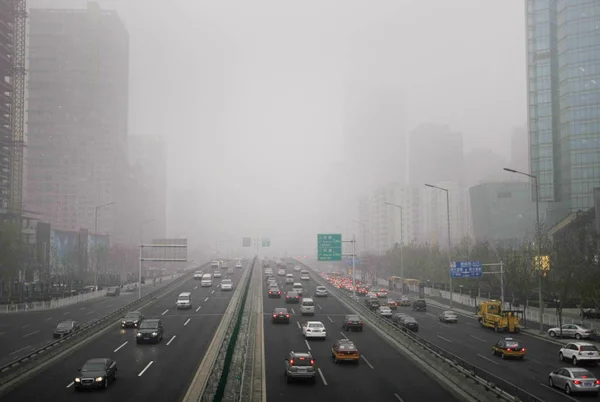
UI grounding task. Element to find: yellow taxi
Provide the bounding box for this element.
[492,337,527,360]
[331,339,360,364]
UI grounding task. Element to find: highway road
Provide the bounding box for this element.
[0,263,250,402]
[262,268,462,402]
[0,272,194,368]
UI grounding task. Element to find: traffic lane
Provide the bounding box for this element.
[263,283,461,402]
[408,310,579,402]
[0,280,187,367]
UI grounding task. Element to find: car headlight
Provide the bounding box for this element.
[152,332,158,336]
[74,378,81,382]
[137,332,142,337]
[95,377,103,382]
[122,320,126,324]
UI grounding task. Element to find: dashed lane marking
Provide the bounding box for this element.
[114,341,128,352]
[394,394,405,402]
[196,306,202,312]
[204,297,209,302]
[66,382,74,388]
[304,339,311,350]
[23,330,40,338]
[296,321,301,329]
[477,354,500,365]
[86,310,95,315]
[318,368,328,386]
[327,316,333,323]
[361,355,374,369]
[436,335,452,343]
[138,361,154,376]
[45,317,53,321]
[340,332,348,339]
[10,345,31,355]
[469,335,486,343]
[166,335,176,346]
[184,318,190,326]
[161,309,169,315]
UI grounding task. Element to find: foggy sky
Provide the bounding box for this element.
[52,0,526,255]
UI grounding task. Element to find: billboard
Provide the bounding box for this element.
[145,238,187,261]
[50,229,79,275]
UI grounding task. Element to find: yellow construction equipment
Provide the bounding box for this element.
[477,300,523,333]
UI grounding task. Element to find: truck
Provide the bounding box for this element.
[477,300,522,333]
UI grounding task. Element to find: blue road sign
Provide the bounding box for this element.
[450,261,482,278]
[344,257,360,266]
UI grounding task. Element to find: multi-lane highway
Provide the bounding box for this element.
[0,274,188,368]
[262,267,462,402]
[0,264,249,402]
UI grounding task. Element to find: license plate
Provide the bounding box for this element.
[584,382,593,387]
[297,367,306,372]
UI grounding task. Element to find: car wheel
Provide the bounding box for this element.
[113,370,117,380]
[565,384,571,395]
[575,333,582,340]
[559,352,563,361]
[572,356,577,365]
[549,331,556,337]
[501,353,506,360]
[548,377,554,388]
[104,378,109,389]
[492,349,496,356]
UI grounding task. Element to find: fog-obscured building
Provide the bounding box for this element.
[510,126,529,176]
[422,181,468,247]
[463,148,508,188]
[24,3,129,239]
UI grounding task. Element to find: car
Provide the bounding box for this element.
[387,299,398,310]
[285,274,294,284]
[294,266,301,272]
[74,358,117,390]
[302,321,327,339]
[193,271,203,280]
[106,286,120,296]
[365,297,380,311]
[412,299,427,312]
[492,337,526,359]
[278,269,286,276]
[213,270,222,278]
[559,342,600,365]
[377,306,393,318]
[272,308,291,323]
[235,261,243,269]
[268,287,282,298]
[211,260,220,269]
[220,279,233,291]
[176,292,192,309]
[121,311,144,328]
[331,339,360,364]
[136,319,164,344]
[439,310,458,323]
[376,289,388,298]
[399,316,419,332]
[314,285,328,297]
[300,270,310,281]
[284,351,316,384]
[300,297,315,316]
[285,291,301,303]
[221,261,229,268]
[548,324,595,339]
[54,320,80,338]
[292,283,303,296]
[392,312,409,325]
[342,314,363,332]
[398,296,411,307]
[548,367,600,395]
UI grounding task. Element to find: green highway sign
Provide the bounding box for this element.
[317,233,342,261]
[262,238,270,247]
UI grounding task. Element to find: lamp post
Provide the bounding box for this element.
[384,202,404,291]
[94,201,115,289]
[139,219,154,299]
[504,167,544,333]
[351,220,366,254]
[425,184,453,308]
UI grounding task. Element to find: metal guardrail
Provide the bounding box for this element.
[0,264,207,388]
[302,263,545,402]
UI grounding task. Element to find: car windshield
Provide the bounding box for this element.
[293,356,313,366]
[317,286,326,290]
[572,370,594,379]
[82,362,104,371]
[404,317,417,323]
[222,280,232,284]
[337,342,356,350]
[274,308,287,313]
[347,315,360,321]
[178,296,190,301]
[139,322,158,329]
[57,322,72,329]
[302,301,314,306]
[581,345,598,352]
[308,323,323,328]
[124,313,140,319]
[505,341,519,347]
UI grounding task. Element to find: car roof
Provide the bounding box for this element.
[306,321,324,324]
[125,311,142,315]
[290,351,312,358]
[179,292,191,296]
[85,358,108,364]
[144,318,160,323]
[274,307,288,312]
[568,342,595,346]
[302,297,314,301]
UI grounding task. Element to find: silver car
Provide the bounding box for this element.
[548,367,600,395]
[548,324,595,339]
[439,310,458,323]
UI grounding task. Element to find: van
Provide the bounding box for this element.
[300,297,315,316]
[300,270,310,281]
[285,274,294,284]
[292,283,303,296]
[176,292,192,309]
[201,273,213,287]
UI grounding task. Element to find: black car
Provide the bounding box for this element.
[54,320,80,338]
[268,288,282,298]
[74,358,117,390]
[412,299,427,312]
[342,314,363,332]
[285,291,301,304]
[400,316,419,332]
[136,318,164,344]
[272,308,291,324]
[121,311,144,328]
[106,287,120,296]
[365,298,380,311]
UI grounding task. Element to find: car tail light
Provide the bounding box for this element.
[521,348,526,352]
[596,380,600,385]
[310,359,315,365]
[286,296,290,298]
[347,321,352,324]
[273,314,277,317]
[286,314,290,318]
[583,375,588,378]
[574,380,582,385]
[296,296,299,298]
[289,359,294,365]
[506,348,511,352]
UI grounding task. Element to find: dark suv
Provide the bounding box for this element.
[136,319,164,344]
[412,299,427,312]
[342,314,364,332]
[284,351,316,384]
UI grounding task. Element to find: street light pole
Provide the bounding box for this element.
[504,167,544,333]
[425,184,453,308]
[384,202,404,290]
[93,201,115,289]
[139,219,154,300]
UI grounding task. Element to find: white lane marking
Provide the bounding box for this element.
[361,355,375,369]
[113,341,128,352]
[106,304,113,308]
[79,307,86,310]
[196,306,202,312]
[528,358,543,365]
[138,361,154,376]
[394,394,405,402]
[86,310,94,315]
[327,316,333,323]
[10,345,31,355]
[211,290,215,294]
[63,311,70,315]
[296,321,301,329]
[340,332,348,339]
[21,324,29,329]
[184,318,191,326]
[304,339,312,350]
[477,354,500,365]
[194,286,198,290]
[438,323,450,328]
[161,309,169,315]
[166,335,176,346]
[539,383,579,401]
[204,297,209,302]
[291,309,295,314]
[66,381,74,388]
[469,335,486,343]
[436,335,452,343]
[426,313,437,319]
[45,317,53,321]
[318,368,328,386]
[317,304,322,310]
[466,322,478,328]
[23,330,40,338]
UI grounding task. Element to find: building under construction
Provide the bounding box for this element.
[0,0,26,216]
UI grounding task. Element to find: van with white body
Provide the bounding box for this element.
[201,273,213,287]
[285,273,294,284]
[300,269,310,281]
[176,292,192,309]
[292,282,303,296]
[300,297,315,316]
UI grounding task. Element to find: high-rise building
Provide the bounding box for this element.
[408,123,464,186]
[24,2,129,238]
[510,126,529,176]
[527,0,600,224]
[128,135,167,241]
[463,148,508,188]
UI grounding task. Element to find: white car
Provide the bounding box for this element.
[294,266,301,272]
[213,270,222,278]
[302,321,326,339]
[377,306,393,318]
[285,274,294,284]
[211,261,220,269]
[277,269,286,276]
[235,262,243,269]
[548,324,595,339]
[193,271,203,280]
[559,342,600,365]
[220,279,233,291]
[314,286,328,297]
[300,273,310,281]
[439,310,458,323]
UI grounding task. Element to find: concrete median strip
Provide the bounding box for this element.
[0,265,208,398]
